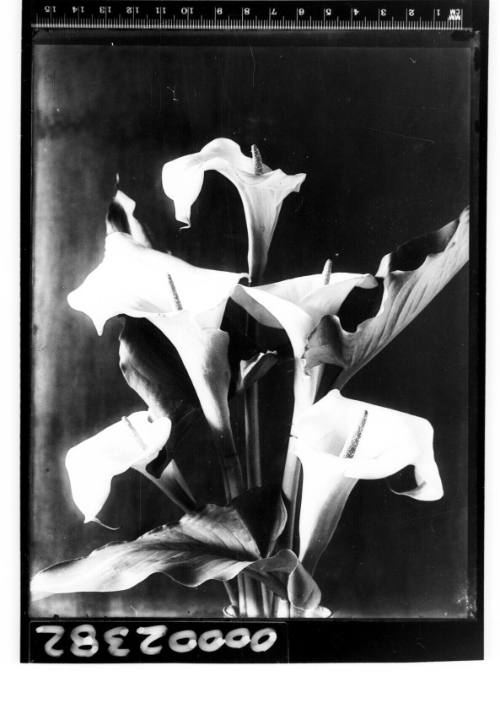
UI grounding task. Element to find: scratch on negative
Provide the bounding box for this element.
[249,46,256,87]
[367,127,436,145]
[166,86,179,103]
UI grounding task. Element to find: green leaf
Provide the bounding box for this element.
[287,563,322,611]
[105,189,153,248]
[31,504,259,600]
[244,549,298,599]
[119,317,200,425]
[232,485,287,555]
[106,196,131,234]
[223,299,279,393]
[119,317,230,497]
[304,208,469,386]
[303,315,343,377]
[30,502,318,610]
[246,550,321,610]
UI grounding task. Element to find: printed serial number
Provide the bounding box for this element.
[35,624,277,658]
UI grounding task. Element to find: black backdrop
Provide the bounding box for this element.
[30,40,472,618]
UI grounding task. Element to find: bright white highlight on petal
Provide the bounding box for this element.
[150,312,232,442]
[233,271,378,420]
[295,389,443,497]
[293,390,443,572]
[294,439,358,570]
[162,138,306,280]
[233,272,377,360]
[67,230,244,335]
[65,412,171,523]
[234,271,380,516]
[66,196,245,467]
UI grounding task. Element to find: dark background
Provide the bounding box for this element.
[30,40,472,618]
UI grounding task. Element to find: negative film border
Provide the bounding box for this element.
[21,0,488,663]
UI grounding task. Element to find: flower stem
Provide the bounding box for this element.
[261,584,271,616]
[219,447,245,502]
[244,384,262,489]
[280,360,326,554]
[223,580,238,608]
[243,311,262,489]
[243,576,261,617]
[272,596,290,618]
[281,442,303,552]
[149,460,197,515]
[237,575,247,617]
[241,283,268,614]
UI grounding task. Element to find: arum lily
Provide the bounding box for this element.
[67,232,244,335]
[119,316,278,506]
[162,138,304,496]
[233,267,378,537]
[233,268,378,412]
[162,138,306,281]
[66,411,174,523]
[234,209,467,549]
[119,317,277,423]
[151,312,243,497]
[68,190,247,499]
[119,317,224,506]
[234,208,469,397]
[293,389,443,574]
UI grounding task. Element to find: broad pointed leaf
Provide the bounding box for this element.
[233,486,287,555]
[244,549,321,611]
[30,502,315,607]
[119,317,200,423]
[304,208,469,386]
[106,189,152,248]
[31,504,260,600]
[303,316,344,377]
[287,563,322,611]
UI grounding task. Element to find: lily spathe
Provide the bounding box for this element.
[162,137,306,282]
[67,190,246,499]
[292,389,443,573]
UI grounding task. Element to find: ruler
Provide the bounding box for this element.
[32,1,470,31]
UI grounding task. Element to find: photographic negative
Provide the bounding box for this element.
[23,1,486,662]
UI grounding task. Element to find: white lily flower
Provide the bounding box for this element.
[293,389,443,573]
[233,270,378,411]
[67,230,245,335]
[233,268,378,520]
[66,411,172,523]
[68,192,246,499]
[162,138,306,281]
[148,310,242,496]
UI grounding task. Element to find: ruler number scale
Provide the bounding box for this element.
[32,2,469,31]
